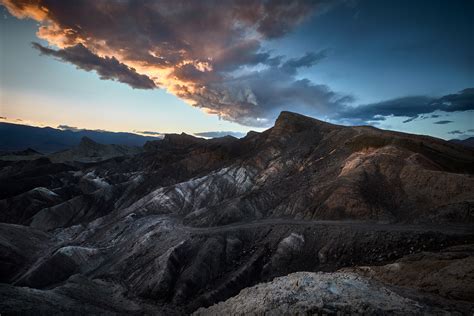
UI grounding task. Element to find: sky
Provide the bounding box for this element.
[0,0,473,139]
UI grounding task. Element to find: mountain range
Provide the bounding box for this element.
[0,122,159,153]
[0,111,473,314]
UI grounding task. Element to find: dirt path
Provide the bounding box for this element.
[186,218,474,235]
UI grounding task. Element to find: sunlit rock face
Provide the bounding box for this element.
[1,111,474,314]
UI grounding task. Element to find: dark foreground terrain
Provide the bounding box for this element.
[1,111,473,314]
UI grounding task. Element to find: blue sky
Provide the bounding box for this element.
[0,1,473,139]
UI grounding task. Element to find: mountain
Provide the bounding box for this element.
[450,136,474,148]
[0,111,473,314]
[48,136,142,163]
[0,122,160,153]
[0,148,44,161]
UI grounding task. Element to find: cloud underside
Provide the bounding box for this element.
[33,43,156,89]
[2,0,473,127]
[336,88,474,124]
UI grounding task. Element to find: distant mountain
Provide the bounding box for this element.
[48,136,142,163]
[0,122,160,153]
[450,136,474,148]
[0,147,44,161]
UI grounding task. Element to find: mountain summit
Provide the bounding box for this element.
[274,111,338,130]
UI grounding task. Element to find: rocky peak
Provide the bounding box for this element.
[78,136,101,150]
[162,133,205,147]
[271,111,341,136]
[22,148,42,155]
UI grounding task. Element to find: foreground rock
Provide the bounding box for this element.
[346,244,474,303]
[194,272,446,315]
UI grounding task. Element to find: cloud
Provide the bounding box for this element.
[194,131,246,138]
[402,116,420,123]
[2,0,349,126]
[184,50,352,126]
[57,124,83,132]
[447,129,474,137]
[335,88,474,124]
[33,43,156,89]
[433,120,453,125]
[133,130,164,137]
[280,51,328,74]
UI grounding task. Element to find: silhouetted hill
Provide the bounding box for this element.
[48,136,142,163]
[450,136,474,148]
[0,122,159,153]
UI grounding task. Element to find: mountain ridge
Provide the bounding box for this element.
[0,122,160,153]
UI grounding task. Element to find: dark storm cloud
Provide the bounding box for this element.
[184,50,350,126]
[2,0,351,126]
[336,88,474,124]
[281,51,328,74]
[337,96,433,123]
[433,120,453,125]
[194,131,246,138]
[448,129,474,136]
[32,43,156,89]
[430,88,474,112]
[254,0,328,38]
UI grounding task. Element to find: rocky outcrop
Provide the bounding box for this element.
[0,187,63,224]
[345,244,474,302]
[194,272,448,315]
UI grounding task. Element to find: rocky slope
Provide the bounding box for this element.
[197,244,474,315]
[0,111,473,314]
